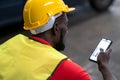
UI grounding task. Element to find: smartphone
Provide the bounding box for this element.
[89,38,112,62]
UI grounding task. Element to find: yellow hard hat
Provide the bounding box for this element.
[23,0,75,30]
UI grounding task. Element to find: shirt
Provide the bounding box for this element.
[30,35,91,80]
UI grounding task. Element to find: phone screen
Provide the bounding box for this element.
[90,38,112,62]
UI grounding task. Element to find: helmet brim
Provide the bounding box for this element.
[68,7,75,12]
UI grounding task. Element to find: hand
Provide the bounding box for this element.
[97,48,113,80]
[97,48,112,70]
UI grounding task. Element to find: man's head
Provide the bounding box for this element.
[51,13,68,51]
[23,0,75,51]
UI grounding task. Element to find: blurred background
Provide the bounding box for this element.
[0,0,120,80]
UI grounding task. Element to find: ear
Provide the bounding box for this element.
[52,21,60,36]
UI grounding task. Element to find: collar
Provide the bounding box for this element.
[29,35,52,46]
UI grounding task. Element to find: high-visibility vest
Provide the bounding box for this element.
[0,34,67,80]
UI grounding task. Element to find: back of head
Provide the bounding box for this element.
[23,0,75,34]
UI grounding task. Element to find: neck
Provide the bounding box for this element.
[34,32,55,47]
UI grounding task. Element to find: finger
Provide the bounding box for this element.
[106,48,112,55]
[106,48,112,53]
[100,48,104,52]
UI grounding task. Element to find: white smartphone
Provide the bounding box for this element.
[89,38,112,62]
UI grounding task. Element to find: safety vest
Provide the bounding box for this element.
[0,34,67,80]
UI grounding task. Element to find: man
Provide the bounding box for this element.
[0,0,113,80]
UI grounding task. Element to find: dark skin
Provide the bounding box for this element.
[36,13,68,51]
[36,13,113,80]
[97,48,113,80]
